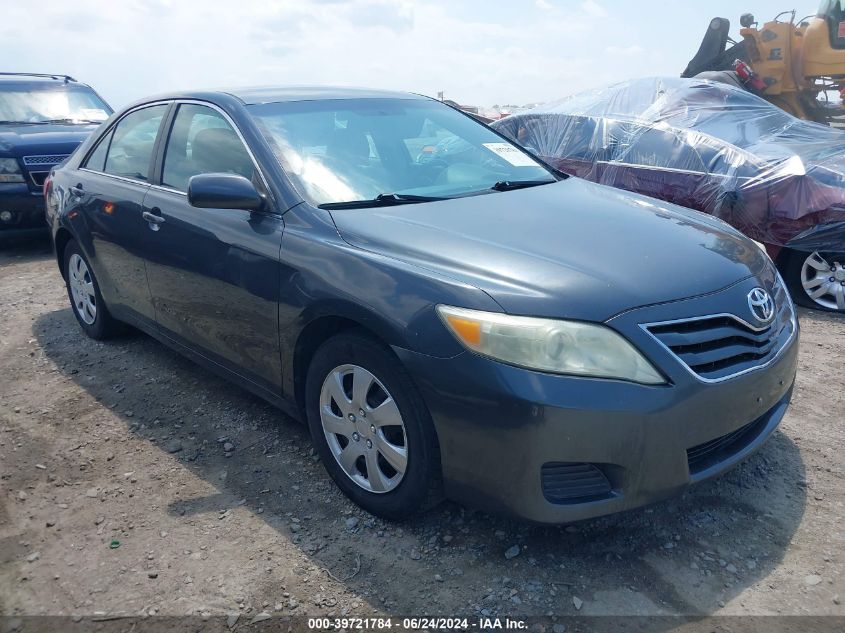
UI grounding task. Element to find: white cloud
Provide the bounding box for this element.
[1,0,678,109]
[535,0,553,9]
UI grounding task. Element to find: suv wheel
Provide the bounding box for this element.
[785,249,845,312]
[64,240,121,339]
[305,330,442,519]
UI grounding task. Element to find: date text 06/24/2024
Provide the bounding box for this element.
[306,617,528,630]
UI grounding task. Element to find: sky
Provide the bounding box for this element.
[2,0,818,110]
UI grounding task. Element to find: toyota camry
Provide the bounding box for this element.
[44,87,799,523]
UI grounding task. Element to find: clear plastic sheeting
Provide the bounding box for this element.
[491,77,845,252]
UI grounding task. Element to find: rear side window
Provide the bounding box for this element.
[83,129,113,172]
[102,104,168,181]
[161,103,255,193]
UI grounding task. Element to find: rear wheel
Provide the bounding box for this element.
[305,330,442,519]
[63,240,121,339]
[784,249,845,312]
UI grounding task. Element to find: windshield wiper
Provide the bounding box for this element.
[319,192,446,210]
[491,179,556,192]
[39,118,102,124]
[0,118,100,125]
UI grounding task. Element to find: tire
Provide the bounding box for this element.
[63,239,121,339]
[783,249,845,313]
[305,330,442,520]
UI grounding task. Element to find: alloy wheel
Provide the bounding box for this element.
[319,364,408,494]
[68,253,97,325]
[800,251,845,311]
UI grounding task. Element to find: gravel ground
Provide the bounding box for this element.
[1,237,843,623]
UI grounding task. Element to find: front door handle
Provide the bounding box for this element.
[142,210,165,231]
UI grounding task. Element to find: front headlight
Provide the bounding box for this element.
[775,269,796,317]
[437,305,666,385]
[0,158,25,183]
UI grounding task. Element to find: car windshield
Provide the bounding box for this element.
[248,97,555,206]
[0,83,112,124]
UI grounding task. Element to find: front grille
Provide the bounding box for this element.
[541,462,613,504]
[644,281,795,381]
[22,155,67,189]
[23,154,69,167]
[687,413,769,474]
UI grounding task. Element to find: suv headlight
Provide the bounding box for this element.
[437,305,665,385]
[0,158,25,183]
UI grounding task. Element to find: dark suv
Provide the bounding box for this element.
[0,73,112,239]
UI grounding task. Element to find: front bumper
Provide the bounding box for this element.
[0,184,47,236]
[396,277,799,524]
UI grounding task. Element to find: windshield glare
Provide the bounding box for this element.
[0,84,112,124]
[248,98,554,206]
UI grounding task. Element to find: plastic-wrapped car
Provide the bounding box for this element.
[492,77,845,313]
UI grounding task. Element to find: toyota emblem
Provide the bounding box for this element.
[747,287,775,324]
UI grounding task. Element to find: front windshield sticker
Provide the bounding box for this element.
[482,142,539,167]
[80,108,109,121]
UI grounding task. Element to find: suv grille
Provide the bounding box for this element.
[644,280,795,381]
[22,155,68,188]
[22,154,70,167]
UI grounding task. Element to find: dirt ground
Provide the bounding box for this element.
[1,236,843,625]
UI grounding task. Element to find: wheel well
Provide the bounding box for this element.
[55,229,73,280]
[293,316,378,412]
[775,246,810,274]
[774,246,792,271]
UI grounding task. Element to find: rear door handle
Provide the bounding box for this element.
[69,184,84,196]
[142,210,165,231]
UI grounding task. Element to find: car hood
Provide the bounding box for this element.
[330,178,768,322]
[0,122,101,158]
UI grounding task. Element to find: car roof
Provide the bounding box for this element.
[177,86,430,105]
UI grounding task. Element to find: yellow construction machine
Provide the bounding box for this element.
[682,2,845,126]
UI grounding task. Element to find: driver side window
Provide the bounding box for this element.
[161,104,255,193]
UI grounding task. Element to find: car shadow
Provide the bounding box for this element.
[32,307,807,620]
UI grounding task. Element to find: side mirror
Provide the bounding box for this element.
[187,173,263,211]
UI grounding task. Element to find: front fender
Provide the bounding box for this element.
[277,204,501,401]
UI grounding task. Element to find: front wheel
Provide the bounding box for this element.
[784,249,845,312]
[305,330,442,520]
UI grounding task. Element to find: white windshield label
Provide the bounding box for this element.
[482,142,538,167]
[79,108,109,121]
